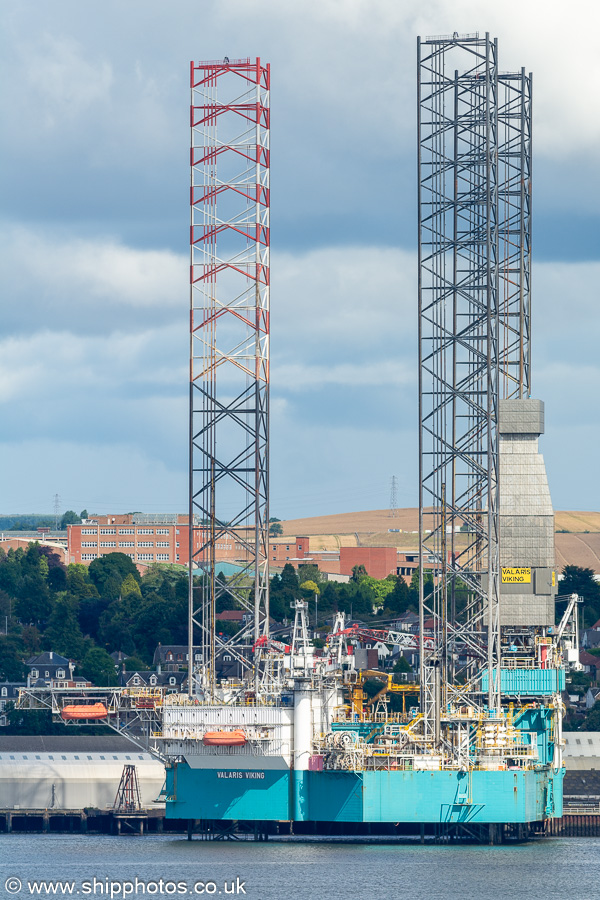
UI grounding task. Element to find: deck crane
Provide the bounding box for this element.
[252,636,291,654]
[327,623,435,651]
[354,671,419,718]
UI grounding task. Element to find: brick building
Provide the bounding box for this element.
[269,536,310,566]
[268,541,443,584]
[67,514,248,567]
[268,537,341,573]
[339,547,398,580]
[0,536,67,564]
[68,514,438,584]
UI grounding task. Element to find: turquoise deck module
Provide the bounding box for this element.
[481,668,565,695]
[165,704,564,827]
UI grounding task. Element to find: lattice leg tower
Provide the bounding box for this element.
[188,59,270,697]
[417,33,502,742]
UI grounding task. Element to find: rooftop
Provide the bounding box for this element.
[0,735,140,753]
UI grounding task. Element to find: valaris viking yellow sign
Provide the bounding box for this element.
[502,567,531,584]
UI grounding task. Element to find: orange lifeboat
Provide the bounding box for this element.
[202,729,247,747]
[60,703,108,721]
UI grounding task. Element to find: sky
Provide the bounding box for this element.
[0,0,599,520]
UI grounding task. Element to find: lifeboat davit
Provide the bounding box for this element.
[60,703,108,721]
[202,729,247,747]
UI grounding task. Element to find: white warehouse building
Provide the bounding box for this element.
[0,736,165,811]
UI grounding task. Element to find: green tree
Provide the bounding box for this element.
[39,548,65,570]
[132,594,173,661]
[44,594,86,661]
[78,595,109,643]
[0,548,23,596]
[15,577,52,625]
[268,588,291,622]
[3,703,111,736]
[385,576,413,615]
[215,619,241,639]
[98,595,138,656]
[5,705,55,734]
[48,566,68,593]
[101,574,124,602]
[321,580,372,619]
[20,625,42,655]
[580,700,600,731]
[299,580,320,596]
[216,590,238,613]
[409,566,433,593]
[38,554,49,580]
[297,564,323,585]
[561,566,600,628]
[79,647,117,686]
[124,655,147,672]
[88,553,140,594]
[67,564,99,599]
[60,510,81,529]
[356,575,395,608]
[351,564,368,583]
[80,510,88,520]
[270,564,300,620]
[121,573,142,600]
[280,563,299,593]
[269,522,283,536]
[0,636,26,680]
[408,567,433,610]
[11,544,54,624]
[393,656,412,674]
[300,580,320,624]
[0,589,12,624]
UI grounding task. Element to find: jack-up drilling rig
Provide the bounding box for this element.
[18,39,579,841]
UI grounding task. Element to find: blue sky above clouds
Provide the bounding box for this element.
[0,0,598,518]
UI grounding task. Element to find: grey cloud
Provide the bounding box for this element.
[0,224,187,336]
[0,440,187,514]
[1,231,597,516]
[0,0,598,516]
[0,1,597,258]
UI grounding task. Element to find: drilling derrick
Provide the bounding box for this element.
[189,58,270,697]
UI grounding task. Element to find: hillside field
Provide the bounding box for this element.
[279,509,600,571]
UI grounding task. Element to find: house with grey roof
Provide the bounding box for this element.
[26,652,74,687]
[118,670,186,691]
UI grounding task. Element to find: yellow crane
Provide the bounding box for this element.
[347,670,419,718]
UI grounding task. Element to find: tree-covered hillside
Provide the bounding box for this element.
[3,544,595,689]
[0,546,424,683]
[0,545,189,680]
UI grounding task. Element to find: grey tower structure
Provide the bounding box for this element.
[498,399,556,625]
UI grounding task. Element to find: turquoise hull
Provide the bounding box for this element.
[166,764,563,824]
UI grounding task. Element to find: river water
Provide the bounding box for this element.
[0,834,597,900]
